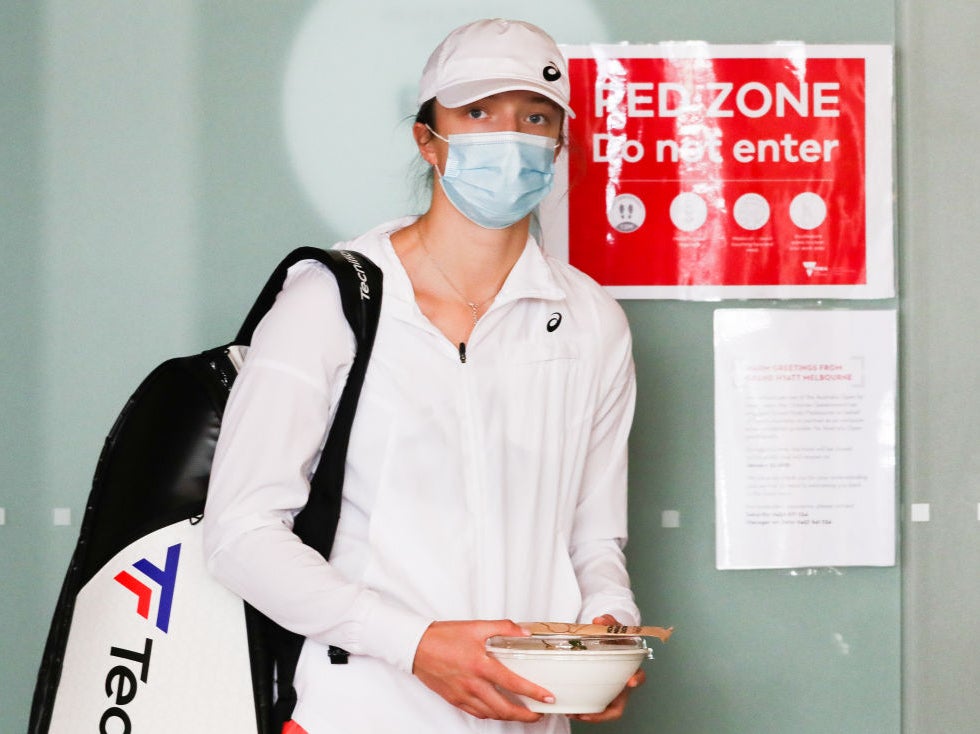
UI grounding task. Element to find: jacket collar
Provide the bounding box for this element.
[376,217,567,313]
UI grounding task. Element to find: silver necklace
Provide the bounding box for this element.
[418,234,501,328]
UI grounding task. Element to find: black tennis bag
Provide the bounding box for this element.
[28,247,382,734]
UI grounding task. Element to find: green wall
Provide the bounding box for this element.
[1,1,45,723]
[2,2,977,733]
[898,2,980,731]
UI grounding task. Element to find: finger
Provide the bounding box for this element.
[572,688,629,723]
[570,666,644,723]
[626,668,647,688]
[592,613,619,626]
[484,656,555,706]
[487,618,533,638]
[465,677,544,723]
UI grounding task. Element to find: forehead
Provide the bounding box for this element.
[446,89,563,111]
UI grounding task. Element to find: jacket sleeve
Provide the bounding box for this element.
[569,300,641,626]
[202,260,430,673]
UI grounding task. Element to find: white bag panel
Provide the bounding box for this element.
[49,519,258,733]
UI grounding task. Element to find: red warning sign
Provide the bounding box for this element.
[553,45,894,299]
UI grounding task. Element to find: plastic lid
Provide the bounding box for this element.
[486,634,651,657]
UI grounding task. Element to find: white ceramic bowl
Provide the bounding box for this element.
[486,635,652,714]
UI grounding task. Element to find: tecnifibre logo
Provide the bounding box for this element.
[114,543,181,633]
[340,250,371,300]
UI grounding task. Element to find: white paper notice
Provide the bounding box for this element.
[714,309,897,569]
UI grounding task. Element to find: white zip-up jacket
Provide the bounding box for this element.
[204,217,640,733]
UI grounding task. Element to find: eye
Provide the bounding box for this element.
[466,107,488,120]
[527,112,548,125]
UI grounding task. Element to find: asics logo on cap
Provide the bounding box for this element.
[543,64,562,82]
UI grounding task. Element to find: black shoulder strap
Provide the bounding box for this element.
[239,246,382,553]
[249,248,382,554]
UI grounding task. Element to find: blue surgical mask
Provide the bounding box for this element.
[428,128,557,229]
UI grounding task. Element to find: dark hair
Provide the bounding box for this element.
[415,97,437,129]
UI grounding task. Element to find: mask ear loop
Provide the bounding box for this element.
[425,124,450,144]
[422,125,450,183]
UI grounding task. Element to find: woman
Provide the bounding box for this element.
[204,18,643,733]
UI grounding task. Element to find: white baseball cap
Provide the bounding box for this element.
[417,19,575,118]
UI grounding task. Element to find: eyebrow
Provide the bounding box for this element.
[527,94,559,106]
